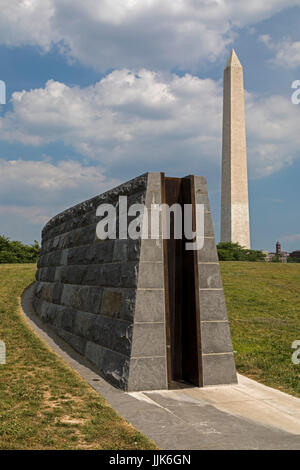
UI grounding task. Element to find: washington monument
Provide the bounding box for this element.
[221,49,250,249]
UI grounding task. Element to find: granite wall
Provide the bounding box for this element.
[33,172,168,391]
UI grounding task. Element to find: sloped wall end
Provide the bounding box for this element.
[128,173,168,391]
[194,176,237,386]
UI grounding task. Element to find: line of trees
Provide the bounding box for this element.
[0,235,40,263]
[0,235,296,264]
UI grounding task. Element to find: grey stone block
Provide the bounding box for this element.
[52,235,61,250]
[198,264,223,289]
[140,239,163,262]
[113,239,129,262]
[197,238,218,262]
[64,225,96,249]
[199,290,228,321]
[35,282,54,302]
[60,249,69,266]
[101,264,123,286]
[60,307,76,333]
[203,212,215,238]
[35,268,43,282]
[126,189,146,208]
[45,267,57,282]
[128,357,167,391]
[202,354,237,386]
[120,262,139,288]
[57,329,87,356]
[33,280,41,295]
[37,254,45,268]
[201,321,233,354]
[47,250,62,267]
[60,265,88,285]
[85,341,105,369]
[59,211,97,238]
[54,267,63,282]
[193,176,208,194]
[88,315,132,356]
[134,289,165,322]
[73,311,95,338]
[194,193,210,208]
[131,323,166,357]
[61,284,103,314]
[120,289,137,322]
[57,232,69,251]
[53,283,64,304]
[145,186,162,207]
[137,262,164,288]
[38,301,62,328]
[85,341,130,390]
[127,239,142,261]
[193,176,211,213]
[48,237,58,253]
[32,296,43,316]
[147,172,162,192]
[101,288,123,318]
[67,242,114,265]
[32,296,43,317]
[82,264,120,287]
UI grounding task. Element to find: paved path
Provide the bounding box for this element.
[20,285,300,450]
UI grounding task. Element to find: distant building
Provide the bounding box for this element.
[265,241,289,263]
[276,241,281,255]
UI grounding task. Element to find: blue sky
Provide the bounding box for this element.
[0,1,300,252]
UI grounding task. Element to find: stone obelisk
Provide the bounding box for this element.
[221,49,250,249]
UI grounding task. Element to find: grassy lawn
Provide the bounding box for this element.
[220,262,300,398]
[1,262,299,449]
[0,264,156,450]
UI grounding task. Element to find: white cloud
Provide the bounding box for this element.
[0,0,56,50]
[0,158,119,222]
[0,71,223,170]
[246,93,300,176]
[0,157,119,243]
[1,70,300,179]
[259,35,300,69]
[0,0,300,71]
[0,205,49,225]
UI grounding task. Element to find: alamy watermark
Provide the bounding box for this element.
[0,340,6,364]
[291,80,300,104]
[95,196,205,250]
[292,340,300,365]
[0,80,6,105]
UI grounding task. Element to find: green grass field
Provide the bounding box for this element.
[220,262,300,398]
[0,264,156,450]
[0,262,299,449]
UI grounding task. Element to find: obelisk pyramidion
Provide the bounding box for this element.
[221,49,250,249]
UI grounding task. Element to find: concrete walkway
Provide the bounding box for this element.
[20,285,300,450]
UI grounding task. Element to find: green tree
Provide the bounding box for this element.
[0,235,40,263]
[217,242,266,262]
